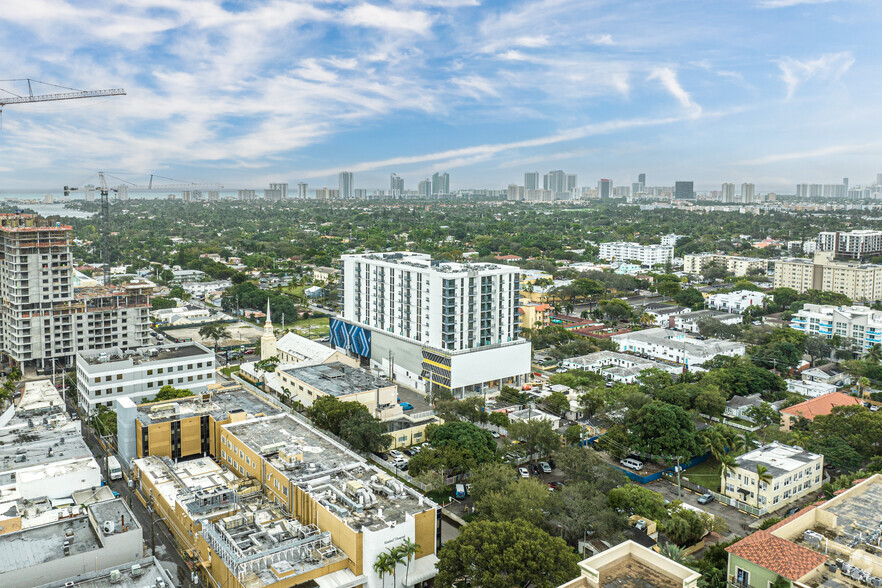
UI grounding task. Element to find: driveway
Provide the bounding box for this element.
[648,478,758,538]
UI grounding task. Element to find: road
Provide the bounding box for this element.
[648,478,758,538]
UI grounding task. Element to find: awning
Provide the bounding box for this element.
[405,554,439,586]
[314,568,367,588]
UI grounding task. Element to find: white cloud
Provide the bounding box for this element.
[738,142,882,165]
[758,0,837,8]
[588,34,614,46]
[341,3,434,34]
[776,51,854,99]
[647,67,701,116]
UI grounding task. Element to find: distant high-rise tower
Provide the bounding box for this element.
[598,179,612,199]
[431,172,449,195]
[876,174,882,187]
[390,173,404,197]
[116,185,129,202]
[722,183,735,203]
[269,183,288,199]
[297,183,308,199]
[843,178,849,191]
[338,172,354,199]
[525,172,539,190]
[544,170,567,194]
[208,190,219,202]
[741,183,755,204]
[638,173,646,185]
[674,181,694,200]
[182,190,192,202]
[566,174,578,192]
[418,179,431,198]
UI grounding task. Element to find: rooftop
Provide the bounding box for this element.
[345,251,519,275]
[276,332,337,365]
[35,557,176,588]
[780,392,861,420]
[735,442,821,478]
[281,362,393,397]
[561,540,702,588]
[135,383,281,426]
[15,380,64,414]
[612,328,744,357]
[0,419,92,481]
[726,530,826,581]
[78,342,213,367]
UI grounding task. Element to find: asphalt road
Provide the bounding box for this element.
[648,478,758,538]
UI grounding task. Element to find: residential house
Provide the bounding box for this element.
[725,393,764,420]
[779,392,861,431]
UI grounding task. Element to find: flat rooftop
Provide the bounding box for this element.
[613,328,744,357]
[136,384,281,425]
[0,419,92,481]
[134,455,239,519]
[16,380,64,414]
[79,343,211,367]
[735,442,821,478]
[225,414,434,530]
[35,557,176,588]
[350,251,517,275]
[0,515,98,574]
[282,362,393,397]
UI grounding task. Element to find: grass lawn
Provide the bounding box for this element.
[682,460,722,492]
[283,316,330,338]
[279,285,305,298]
[220,366,238,378]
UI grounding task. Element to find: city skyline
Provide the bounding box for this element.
[2,1,881,190]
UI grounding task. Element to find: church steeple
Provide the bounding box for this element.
[260,299,277,359]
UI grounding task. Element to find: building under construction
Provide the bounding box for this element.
[0,214,152,368]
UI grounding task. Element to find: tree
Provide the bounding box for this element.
[469,462,518,503]
[755,465,772,507]
[507,419,561,460]
[694,388,727,423]
[151,385,194,402]
[339,410,392,453]
[398,538,421,586]
[426,421,497,464]
[373,552,394,588]
[91,405,118,436]
[664,508,706,546]
[804,335,832,366]
[553,445,626,491]
[674,287,705,309]
[659,543,695,566]
[488,411,510,429]
[151,296,177,310]
[744,402,781,438]
[608,484,670,521]
[697,318,741,340]
[545,481,627,545]
[199,322,231,352]
[629,401,702,460]
[564,424,583,445]
[542,390,571,415]
[636,368,674,395]
[597,299,632,322]
[578,389,605,417]
[476,478,550,526]
[436,519,580,588]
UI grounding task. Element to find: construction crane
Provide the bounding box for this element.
[0,79,125,116]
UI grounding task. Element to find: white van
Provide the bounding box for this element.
[620,458,644,471]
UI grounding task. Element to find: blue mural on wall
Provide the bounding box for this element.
[329,319,371,358]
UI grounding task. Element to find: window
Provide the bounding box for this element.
[736,568,750,587]
[188,364,193,370]
[158,368,164,374]
[147,369,153,375]
[117,387,123,393]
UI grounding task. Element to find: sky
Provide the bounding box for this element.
[1,0,881,192]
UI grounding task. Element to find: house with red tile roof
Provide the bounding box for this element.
[779,391,861,431]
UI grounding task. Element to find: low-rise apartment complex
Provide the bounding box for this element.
[790,303,882,355]
[611,328,745,369]
[721,442,823,512]
[817,229,882,259]
[597,242,673,267]
[560,351,682,383]
[706,290,769,313]
[773,251,882,300]
[683,253,770,277]
[76,342,216,414]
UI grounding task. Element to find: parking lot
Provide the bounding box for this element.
[648,478,758,538]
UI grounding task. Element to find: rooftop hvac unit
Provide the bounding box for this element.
[103,520,115,534]
[131,564,143,577]
[109,569,122,583]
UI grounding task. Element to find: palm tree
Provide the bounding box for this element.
[720,454,738,490]
[580,310,590,319]
[373,552,394,588]
[858,376,871,399]
[638,312,655,327]
[741,430,759,451]
[399,538,422,586]
[659,543,694,566]
[755,464,773,508]
[387,546,407,587]
[199,322,231,353]
[868,344,882,364]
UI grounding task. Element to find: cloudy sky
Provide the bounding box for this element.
[1,0,879,192]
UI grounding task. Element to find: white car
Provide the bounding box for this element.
[518,467,530,478]
[389,450,405,460]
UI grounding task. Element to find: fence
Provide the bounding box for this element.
[710,492,766,517]
[615,452,711,485]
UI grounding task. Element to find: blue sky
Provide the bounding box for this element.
[1,0,880,192]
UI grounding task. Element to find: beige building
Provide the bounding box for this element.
[277,362,397,413]
[560,540,701,588]
[773,251,882,300]
[721,442,823,512]
[683,253,770,277]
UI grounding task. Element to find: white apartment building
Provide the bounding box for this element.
[706,290,769,313]
[0,214,153,369]
[597,242,673,267]
[334,252,530,395]
[773,251,882,300]
[721,442,823,511]
[682,253,770,277]
[790,303,882,354]
[672,310,743,333]
[75,342,216,414]
[561,350,681,383]
[180,279,232,297]
[817,229,882,259]
[612,327,745,369]
[660,234,683,247]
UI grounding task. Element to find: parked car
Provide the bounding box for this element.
[455,484,466,499]
[530,463,541,475]
[785,506,801,517]
[389,449,405,460]
[540,461,552,474]
[518,467,530,478]
[399,402,414,411]
[403,448,418,457]
[620,458,644,471]
[491,431,500,438]
[697,493,714,504]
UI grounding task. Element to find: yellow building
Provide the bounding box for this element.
[773,251,882,300]
[683,253,770,277]
[520,302,553,330]
[134,412,440,588]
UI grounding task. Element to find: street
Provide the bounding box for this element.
[648,478,758,538]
